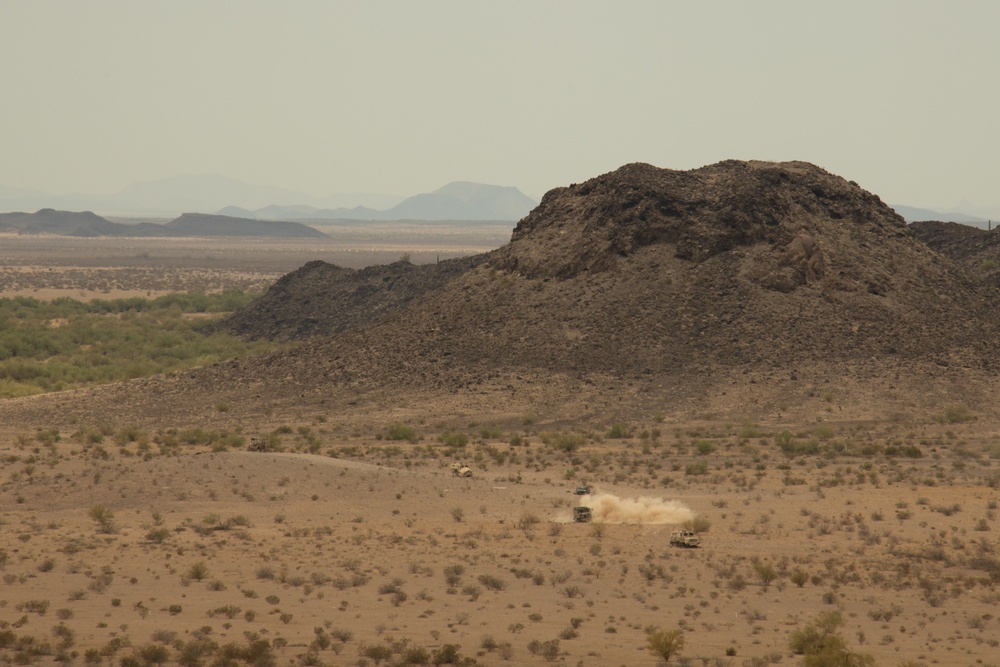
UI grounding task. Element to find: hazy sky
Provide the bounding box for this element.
[2,1,998,209]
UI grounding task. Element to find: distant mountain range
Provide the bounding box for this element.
[892,205,997,226]
[0,175,400,218]
[219,182,537,221]
[0,175,537,221]
[0,210,326,238]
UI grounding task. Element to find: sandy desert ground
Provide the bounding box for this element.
[3,411,999,667]
[2,235,999,666]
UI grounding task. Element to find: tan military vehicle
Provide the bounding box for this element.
[669,529,700,548]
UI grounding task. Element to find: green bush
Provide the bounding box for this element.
[438,432,468,447]
[607,422,630,439]
[937,403,974,424]
[684,461,708,476]
[646,628,684,663]
[541,431,586,452]
[387,423,419,443]
[789,611,874,666]
[694,440,715,455]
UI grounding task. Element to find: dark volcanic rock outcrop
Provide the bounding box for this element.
[215,160,1000,397]
[492,160,902,285]
[213,255,488,341]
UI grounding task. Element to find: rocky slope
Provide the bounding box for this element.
[910,220,1000,287]
[212,255,489,341]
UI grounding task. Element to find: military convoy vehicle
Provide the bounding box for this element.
[450,463,473,478]
[669,529,700,548]
[573,506,593,523]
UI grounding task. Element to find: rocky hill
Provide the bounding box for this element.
[211,160,1000,390]
[6,160,1000,430]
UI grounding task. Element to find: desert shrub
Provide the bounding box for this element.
[752,559,778,586]
[541,431,586,452]
[789,611,874,666]
[88,504,115,533]
[443,564,465,586]
[813,424,836,440]
[387,423,419,443]
[685,461,708,476]
[361,644,393,664]
[776,432,820,456]
[607,422,630,439]
[478,574,507,591]
[431,644,470,665]
[439,432,468,447]
[935,403,974,424]
[867,604,902,622]
[526,639,560,661]
[146,527,170,543]
[136,643,170,664]
[646,628,684,663]
[516,512,540,531]
[187,562,209,581]
[0,293,274,397]
[18,599,50,615]
[378,578,404,595]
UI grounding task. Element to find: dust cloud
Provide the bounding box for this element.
[580,492,694,524]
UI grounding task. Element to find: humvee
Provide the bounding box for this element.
[669,529,700,548]
[573,506,593,523]
[453,466,473,478]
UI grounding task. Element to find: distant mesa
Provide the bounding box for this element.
[892,204,989,225]
[163,213,326,238]
[0,209,138,236]
[0,209,327,238]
